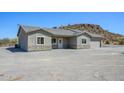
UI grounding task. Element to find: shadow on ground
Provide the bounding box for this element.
[6,47,26,53]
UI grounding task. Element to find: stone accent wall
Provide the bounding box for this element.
[18,28,28,51]
[69,44,77,49]
[77,45,90,49]
[76,34,91,49]
[63,38,69,48]
[28,31,52,51]
[52,45,58,49]
[27,45,52,51]
[68,37,77,49]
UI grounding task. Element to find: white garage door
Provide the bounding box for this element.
[90,41,100,49]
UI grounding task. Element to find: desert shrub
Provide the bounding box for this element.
[9,39,17,45]
[118,40,124,45]
[0,38,17,47]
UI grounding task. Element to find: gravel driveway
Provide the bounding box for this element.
[0,46,124,81]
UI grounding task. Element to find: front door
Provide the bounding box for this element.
[58,38,63,48]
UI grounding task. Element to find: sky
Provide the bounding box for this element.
[0,12,124,39]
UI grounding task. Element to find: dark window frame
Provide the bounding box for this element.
[36,36,44,45]
[52,38,57,44]
[82,39,87,44]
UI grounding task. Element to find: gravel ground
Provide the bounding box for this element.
[0,46,124,81]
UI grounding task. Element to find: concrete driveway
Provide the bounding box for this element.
[0,46,124,81]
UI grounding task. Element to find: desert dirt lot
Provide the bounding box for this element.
[0,46,124,81]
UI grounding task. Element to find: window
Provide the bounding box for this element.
[37,37,44,44]
[52,38,57,44]
[82,39,87,44]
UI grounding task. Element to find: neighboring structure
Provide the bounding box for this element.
[17,25,103,51]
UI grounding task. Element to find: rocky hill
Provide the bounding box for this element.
[58,24,124,45]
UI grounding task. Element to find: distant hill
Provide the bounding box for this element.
[57,24,124,45]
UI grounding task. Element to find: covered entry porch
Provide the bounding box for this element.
[51,37,77,49]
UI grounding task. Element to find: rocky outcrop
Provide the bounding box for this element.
[59,24,124,45]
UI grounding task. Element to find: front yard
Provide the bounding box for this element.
[0,46,124,80]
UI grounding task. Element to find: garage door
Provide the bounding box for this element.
[90,41,100,49]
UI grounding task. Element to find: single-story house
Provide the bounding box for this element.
[17,25,103,51]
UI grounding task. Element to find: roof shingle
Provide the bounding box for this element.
[19,25,103,38]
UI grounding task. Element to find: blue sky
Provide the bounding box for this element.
[0,12,124,39]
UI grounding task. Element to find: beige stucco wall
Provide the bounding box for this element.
[27,31,52,51]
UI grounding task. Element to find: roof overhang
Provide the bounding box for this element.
[17,25,104,39]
